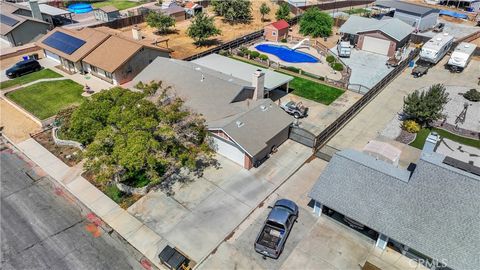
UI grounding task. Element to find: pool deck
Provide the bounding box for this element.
[249,42,342,81]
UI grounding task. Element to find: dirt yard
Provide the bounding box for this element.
[0,99,41,143]
[32,129,82,167]
[1,50,45,70]
[118,1,282,59]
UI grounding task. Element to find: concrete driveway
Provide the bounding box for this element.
[331,48,391,90]
[420,20,479,39]
[328,57,480,151]
[127,140,312,264]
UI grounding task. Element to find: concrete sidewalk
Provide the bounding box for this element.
[16,138,169,270]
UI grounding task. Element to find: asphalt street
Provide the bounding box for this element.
[1,143,144,270]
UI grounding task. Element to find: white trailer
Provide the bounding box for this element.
[419,33,454,64]
[447,42,477,72]
[337,41,351,58]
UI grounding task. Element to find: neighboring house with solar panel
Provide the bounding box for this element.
[36,27,170,85]
[1,1,72,28]
[0,11,49,47]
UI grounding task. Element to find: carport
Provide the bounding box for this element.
[192,53,293,93]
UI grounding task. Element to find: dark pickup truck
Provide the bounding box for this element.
[254,199,298,259]
[411,59,432,78]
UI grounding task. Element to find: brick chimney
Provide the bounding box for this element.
[252,69,265,100]
[29,0,42,21]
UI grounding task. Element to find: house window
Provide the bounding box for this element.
[105,71,113,79]
[272,31,277,36]
[90,65,97,73]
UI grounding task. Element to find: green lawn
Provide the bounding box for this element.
[0,69,63,90]
[7,80,84,120]
[92,0,142,10]
[288,77,345,105]
[409,127,480,149]
[231,56,345,105]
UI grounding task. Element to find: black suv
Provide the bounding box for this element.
[5,59,41,78]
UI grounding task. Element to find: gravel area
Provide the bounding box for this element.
[440,86,480,133]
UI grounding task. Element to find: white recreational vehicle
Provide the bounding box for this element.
[447,42,477,72]
[419,33,454,64]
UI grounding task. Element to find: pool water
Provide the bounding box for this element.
[255,44,319,63]
[68,3,93,14]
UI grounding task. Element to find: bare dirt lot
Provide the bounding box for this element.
[117,1,281,59]
[0,99,41,143]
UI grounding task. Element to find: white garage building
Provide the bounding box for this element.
[339,16,413,57]
[375,0,439,32]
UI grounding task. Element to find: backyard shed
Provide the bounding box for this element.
[93,5,120,22]
[375,0,439,31]
[264,20,290,42]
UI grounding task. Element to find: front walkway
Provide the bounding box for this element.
[14,138,171,270]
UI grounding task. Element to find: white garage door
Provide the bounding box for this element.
[362,36,391,55]
[212,136,245,166]
[45,50,60,63]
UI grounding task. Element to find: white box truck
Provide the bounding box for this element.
[337,41,351,58]
[419,33,454,64]
[447,42,477,72]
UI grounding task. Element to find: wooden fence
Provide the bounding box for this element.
[91,14,146,29]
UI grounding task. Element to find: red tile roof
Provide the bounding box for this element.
[270,20,290,30]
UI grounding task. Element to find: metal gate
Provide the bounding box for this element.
[289,126,316,148]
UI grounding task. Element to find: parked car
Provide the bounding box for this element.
[5,59,41,78]
[280,101,308,119]
[337,41,351,58]
[254,199,298,259]
[432,22,445,33]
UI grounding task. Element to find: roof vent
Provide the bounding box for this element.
[436,37,442,41]
[194,67,201,71]
[260,105,268,111]
[464,44,470,48]
[236,121,244,128]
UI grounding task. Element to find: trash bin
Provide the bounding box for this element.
[29,53,39,60]
[409,60,414,68]
[22,56,29,61]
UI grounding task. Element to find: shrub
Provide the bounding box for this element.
[326,55,335,63]
[284,66,301,73]
[280,38,287,43]
[237,50,245,57]
[464,88,480,102]
[249,50,260,59]
[239,46,248,53]
[403,120,421,133]
[259,54,269,61]
[219,49,230,56]
[332,62,344,71]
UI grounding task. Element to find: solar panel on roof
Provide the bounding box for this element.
[42,31,86,55]
[1,14,19,27]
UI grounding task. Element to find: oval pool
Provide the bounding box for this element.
[68,3,93,14]
[255,44,319,63]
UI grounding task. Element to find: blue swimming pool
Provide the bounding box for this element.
[255,44,319,63]
[68,3,93,14]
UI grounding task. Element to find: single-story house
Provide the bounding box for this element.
[184,2,202,17]
[137,3,186,22]
[82,34,170,85]
[309,135,480,270]
[36,27,171,84]
[192,54,293,93]
[93,5,120,22]
[339,16,413,56]
[375,0,439,31]
[0,10,50,46]
[2,0,72,27]
[264,19,290,42]
[129,57,294,169]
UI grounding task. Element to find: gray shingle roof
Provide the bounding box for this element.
[309,149,480,270]
[375,0,439,16]
[129,57,292,157]
[339,16,413,41]
[192,54,293,90]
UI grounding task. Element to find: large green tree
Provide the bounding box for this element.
[403,84,450,126]
[299,7,333,38]
[275,3,290,20]
[146,11,175,34]
[211,0,252,23]
[259,2,271,22]
[58,86,211,188]
[187,12,221,45]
